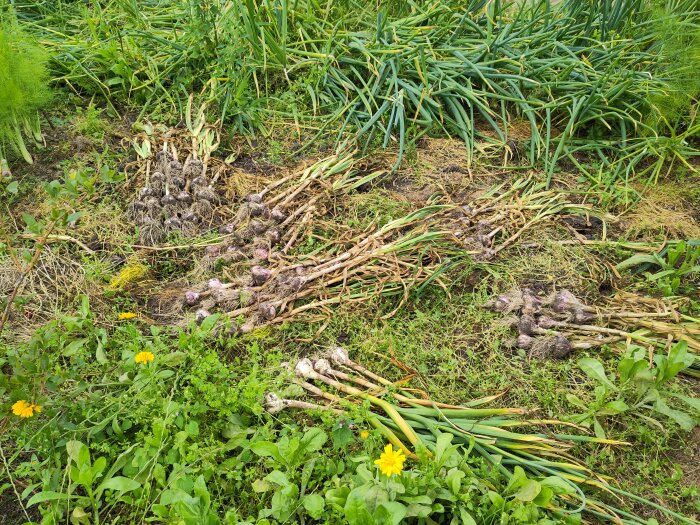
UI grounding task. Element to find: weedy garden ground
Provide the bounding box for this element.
[1,1,700,523]
[1,99,698,524]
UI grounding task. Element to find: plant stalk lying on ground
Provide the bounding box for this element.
[267,347,696,524]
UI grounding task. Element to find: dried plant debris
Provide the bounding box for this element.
[486,288,700,368]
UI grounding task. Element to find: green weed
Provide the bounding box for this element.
[0,8,51,164]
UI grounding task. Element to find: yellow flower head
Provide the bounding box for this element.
[118,312,137,320]
[134,351,155,364]
[374,444,406,477]
[12,400,42,418]
[360,430,370,440]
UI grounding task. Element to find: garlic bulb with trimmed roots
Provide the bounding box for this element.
[240,287,257,306]
[264,392,285,414]
[251,265,272,285]
[328,346,350,365]
[183,158,204,179]
[245,193,263,203]
[219,223,235,234]
[195,309,211,325]
[176,191,192,204]
[551,290,581,313]
[538,316,557,329]
[266,229,281,244]
[250,220,267,235]
[253,247,269,261]
[208,278,223,290]
[486,295,513,312]
[517,315,537,336]
[313,359,333,375]
[239,321,255,334]
[271,207,287,222]
[295,358,315,378]
[191,175,209,188]
[532,335,571,359]
[161,193,176,206]
[516,334,534,349]
[572,308,595,324]
[185,291,200,305]
[258,303,277,320]
[249,203,267,218]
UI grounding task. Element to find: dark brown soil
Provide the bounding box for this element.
[667,427,700,490]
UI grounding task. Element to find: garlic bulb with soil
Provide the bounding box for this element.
[126,144,227,244]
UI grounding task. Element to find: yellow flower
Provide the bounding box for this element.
[134,351,155,364]
[374,444,406,477]
[12,400,42,418]
[360,430,370,440]
[118,312,137,320]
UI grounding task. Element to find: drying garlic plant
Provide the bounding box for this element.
[180,169,608,333]
[262,347,693,525]
[486,287,700,373]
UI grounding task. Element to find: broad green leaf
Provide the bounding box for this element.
[71,506,91,525]
[326,486,350,511]
[376,501,407,524]
[344,485,374,525]
[506,466,528,492]
[656,341,694,384]
[616,254,659,271]
[593,417,606,439]
[252,479,271,493]
[541,476,576,495]
[63,338,87,357]
[533,486,554,507]
[264,470,290,487]
[618,354,647,383]
[250,441,284,464]
[459,507,477,525]
[566,393,586,409]
[27,491,75,506]
[363,484,389,514]
[299,427,328,455]
[446,468,465,495]
[66,441,88,467]
[91,456,107,479]
[672,393,700,413]
[655,399,695,430]
[302,494,325,519]
[98,476,140,494]
[577,358,617,391]
[160,351,188,367]
[331,421,353,450]
[598,399,629,416]
[513,479,541,502]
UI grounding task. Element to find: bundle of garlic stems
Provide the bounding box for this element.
[188,173,607,331]
[264,348,695,525]
[489,288,700,375]
[448,177,612,259]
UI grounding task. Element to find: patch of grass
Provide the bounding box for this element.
[70,102,108,143]
[18,0,700,181]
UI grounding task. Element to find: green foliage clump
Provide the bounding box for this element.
[645,1,700,132]
[0,9,51,163]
